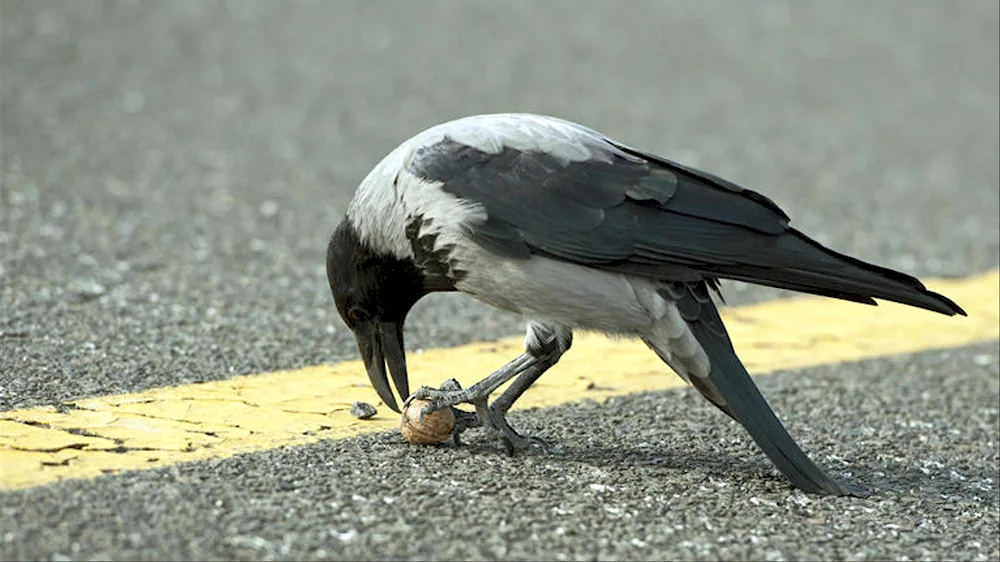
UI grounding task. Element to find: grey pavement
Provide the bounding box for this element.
[1,1,998,560]
[2,344,998,561]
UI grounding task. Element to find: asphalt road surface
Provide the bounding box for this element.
[2,1,998,560]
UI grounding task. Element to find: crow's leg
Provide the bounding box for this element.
[485,328,573,453]
[406,352,535,410]
[430,379,480,446]
[407,322,572,453]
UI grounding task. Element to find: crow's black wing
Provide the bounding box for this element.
[407,134,964,316]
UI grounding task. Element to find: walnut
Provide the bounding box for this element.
[400,399,454,444]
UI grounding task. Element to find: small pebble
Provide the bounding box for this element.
[349,401,377,419]
[68,279,107,302]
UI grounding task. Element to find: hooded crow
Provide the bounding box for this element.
[326,113,966,496]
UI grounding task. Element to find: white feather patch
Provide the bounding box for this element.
[347,113,631,259]
[410,113,627,166]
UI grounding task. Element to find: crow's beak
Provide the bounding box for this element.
[353,320,410,413]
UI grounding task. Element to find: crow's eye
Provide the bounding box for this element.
[346,306,370,325]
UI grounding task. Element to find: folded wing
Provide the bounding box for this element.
[406,123,965,317]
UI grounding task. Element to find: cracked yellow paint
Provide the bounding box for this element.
[2,270,998,491]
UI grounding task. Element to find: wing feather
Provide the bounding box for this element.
[407,119,964,316]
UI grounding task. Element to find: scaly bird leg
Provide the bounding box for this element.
[483,359,563,454]
[406,323,572,454]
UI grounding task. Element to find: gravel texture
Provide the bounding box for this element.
[1,1,997,560]
[2,344,997,561]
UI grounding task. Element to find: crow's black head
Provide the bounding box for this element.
[326,219,427,412]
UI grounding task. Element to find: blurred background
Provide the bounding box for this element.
[1,0,998,409]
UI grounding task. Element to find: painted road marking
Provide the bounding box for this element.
[2,270,998,490]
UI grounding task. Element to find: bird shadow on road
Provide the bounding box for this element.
[555,441,996,503]
[479,405,1000,504]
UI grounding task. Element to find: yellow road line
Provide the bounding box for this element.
[2,270,998,491]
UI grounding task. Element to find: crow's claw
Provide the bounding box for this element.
[486,405,561,455]
[404,379,559,454]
